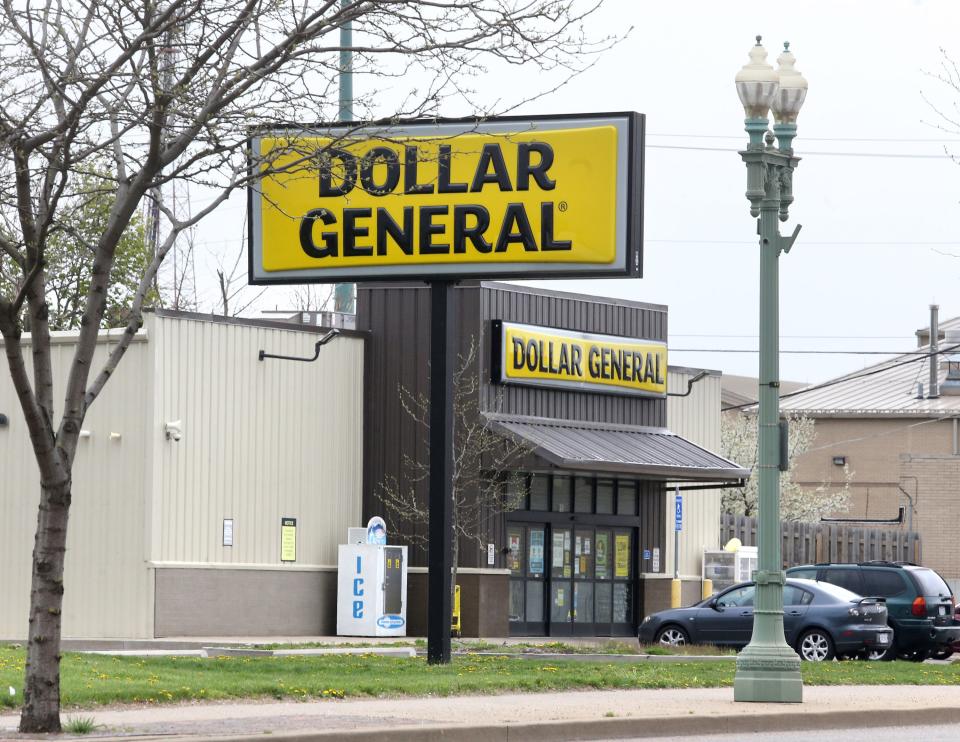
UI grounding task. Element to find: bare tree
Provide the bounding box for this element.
[377,337,532,616]
[0,0,612,731]
[721,412,852,522]
[292,284,335,314]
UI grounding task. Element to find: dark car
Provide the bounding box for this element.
[786,562,960,661]
[638,578,892,661]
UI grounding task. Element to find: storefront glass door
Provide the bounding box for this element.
[509,520,634,636]
[508,524,546,634]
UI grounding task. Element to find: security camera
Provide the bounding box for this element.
[164,420,183,442]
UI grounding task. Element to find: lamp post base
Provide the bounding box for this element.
[733,644,803,703]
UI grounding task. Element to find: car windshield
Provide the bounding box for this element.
[909,568,952,597]
[801,579,861,603]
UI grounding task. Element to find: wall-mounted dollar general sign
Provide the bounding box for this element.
[248,113,643,283]
[492,321,667,398]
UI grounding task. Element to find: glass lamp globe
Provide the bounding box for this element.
[735,36,779,119]
[771,42,808,123]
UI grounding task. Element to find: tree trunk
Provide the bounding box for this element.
[19,478,71,734]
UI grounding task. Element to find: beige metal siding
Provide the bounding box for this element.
[147,314,363,569]
[0,332,153,639]
[666,369,724,577]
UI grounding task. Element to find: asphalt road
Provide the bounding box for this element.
[601,723,960,742]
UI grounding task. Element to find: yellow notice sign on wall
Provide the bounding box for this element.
[280,517,297,563]
[248,114,643,283]
[493,321,667,398]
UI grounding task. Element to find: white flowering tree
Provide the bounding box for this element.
[721,412,852,523]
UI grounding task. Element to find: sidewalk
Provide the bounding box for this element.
[4,684,960,741]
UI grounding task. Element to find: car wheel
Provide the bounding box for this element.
[866,643,896,661]
[654,625,690,647]
[900,648,930,662]
[930,647,954,661]
[797,629,835,662]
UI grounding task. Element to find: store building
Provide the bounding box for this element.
[2,284,745,641]
[359,281,748,638]
[0,310,365,640]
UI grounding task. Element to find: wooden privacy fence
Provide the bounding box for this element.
[720,513,921,566]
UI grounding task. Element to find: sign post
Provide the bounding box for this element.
[427,280,455,664]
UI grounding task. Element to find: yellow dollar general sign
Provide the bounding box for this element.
[248,113,644,283]
[493,321,667,398]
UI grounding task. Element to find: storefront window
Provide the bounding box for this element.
[529,475,549,511]
[596,479,614,514]
[574,477,593,513]
[574,528,593,579]
[574,582,594,623]
[507,526,524,576]
[509,581,524,623]
[613,582,632,623]
[551,528,571,578]
[505,475,528,510]
[617,481,637,515]
[595,530,611,580]
[551,583,571,623]
[594,582,612,623]
[552,476,571,512]
[528,527,545,577]
[526,581,544,622]
[613,530,631,579]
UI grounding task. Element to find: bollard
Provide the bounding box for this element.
[450,584,461,637]
[670,578,682,608]
[702,578,713,600]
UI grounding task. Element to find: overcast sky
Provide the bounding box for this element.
[196,0,960,385]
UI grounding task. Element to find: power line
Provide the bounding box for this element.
[672,349,929,355]
[673,334,919,339]
[648,132,960,144]
[802,416,956,455]
[648,239,960,245]
[648,143,952,159]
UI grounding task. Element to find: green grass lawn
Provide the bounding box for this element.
[0,646,957,710]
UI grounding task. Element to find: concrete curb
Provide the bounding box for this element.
[76,647,418,659]
[51,704,960,742]
[452,652,735,663]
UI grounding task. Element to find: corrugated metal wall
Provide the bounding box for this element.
[147,313,364,568]
[359,281,670,571]
[666,369,724,577]
[0,332,153,639]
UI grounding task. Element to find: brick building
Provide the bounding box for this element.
[781,309,960,592]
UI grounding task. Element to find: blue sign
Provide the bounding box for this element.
[675,495,683,532]
[642,549,651,560]
[377,614,406,629]
[352,555,365,618]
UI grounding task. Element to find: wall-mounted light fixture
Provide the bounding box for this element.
[164,420,183,442]
[832,455,846,466]
[0,413,8,428]
[258,329,341,363]
[667,370,710,397]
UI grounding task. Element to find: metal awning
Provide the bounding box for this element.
[486,414,750,482]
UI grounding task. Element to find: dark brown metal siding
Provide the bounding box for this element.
[638,480,666,574]
[359,282,667,570]
[479,284,666,427]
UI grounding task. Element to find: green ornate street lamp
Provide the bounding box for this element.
[733,36,807,704]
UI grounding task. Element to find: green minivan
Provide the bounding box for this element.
[785,561,959,661]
